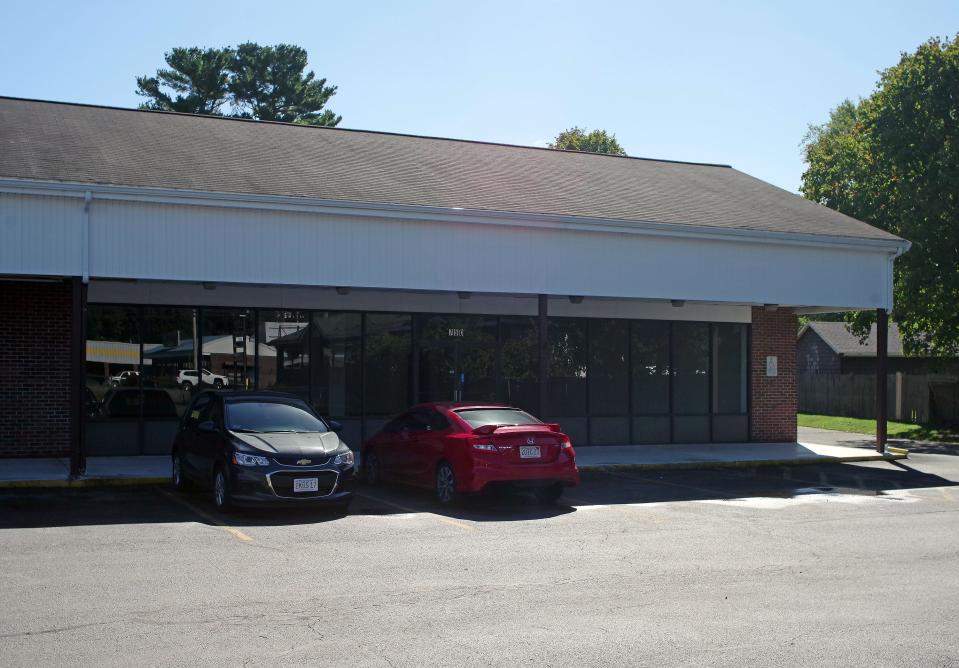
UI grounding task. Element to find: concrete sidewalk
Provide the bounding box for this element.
[0,434,903,488]
[575,440,900,472]
[0,456,169,488]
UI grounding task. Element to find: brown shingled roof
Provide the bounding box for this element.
[0,97,902,242]
[802,322,905,357]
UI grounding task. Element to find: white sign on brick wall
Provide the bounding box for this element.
[766,356,778,377]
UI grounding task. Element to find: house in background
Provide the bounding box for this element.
[798,322,959,375]
[798,321,959,425]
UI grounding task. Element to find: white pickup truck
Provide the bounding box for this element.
[176,369,230,390]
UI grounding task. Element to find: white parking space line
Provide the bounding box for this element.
[355,492,476,531]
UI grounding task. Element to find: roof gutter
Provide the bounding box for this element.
[0,177,912,255]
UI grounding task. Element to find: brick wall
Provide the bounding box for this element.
[0,280,74,457]
[751,307,798,442]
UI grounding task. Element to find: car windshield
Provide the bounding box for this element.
[455,408,542,428]
[225,401,329,433]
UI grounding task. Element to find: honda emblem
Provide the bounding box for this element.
[526,437,535,445]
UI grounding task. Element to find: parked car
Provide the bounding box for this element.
[362,403,580,505]
[107,370,139,387]
[100,388,178,418]
[171,391,357,512]
[176,369,229,391]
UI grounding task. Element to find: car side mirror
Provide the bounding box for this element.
[328,419,343,433]
[197,420,217,433]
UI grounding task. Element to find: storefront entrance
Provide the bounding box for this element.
[418,314,497,403]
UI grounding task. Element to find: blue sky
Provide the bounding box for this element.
[1,1,956,191]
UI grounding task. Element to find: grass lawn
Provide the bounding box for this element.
[798,413,959,444]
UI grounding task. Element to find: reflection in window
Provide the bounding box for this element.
[85,305,140,414]
[141,307,196,419]
[548,318,587,416]
[200,309,255,390]
[672,322,710,414]
[311,312,361,417]
[418,314,497,403]
[713,323,747,414]
[500,316,538,414]
[85,305,140,455]
[260,310,310,399]
[588,319,629,416]
[365,313,412,416]
[632,321,670,415]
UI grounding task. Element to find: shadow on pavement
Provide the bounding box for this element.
[0,459,954,530]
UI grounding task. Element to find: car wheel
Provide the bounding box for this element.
[363,450,382,485]
[181,381,192,392]
[535,483,564,505]
[435,461,460,505]
[111,381,119,388]
[171,452,192,491]
[212,465,234,512]
[213,379,223,389]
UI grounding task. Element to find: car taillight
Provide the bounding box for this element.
[472,443,498,452]
[559,438,572,449]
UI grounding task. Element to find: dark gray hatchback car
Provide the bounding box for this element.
[171,391,357,512]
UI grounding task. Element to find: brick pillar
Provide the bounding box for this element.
[0,280,74,457]
[750,307,798,442]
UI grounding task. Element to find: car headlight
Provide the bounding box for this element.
[333,450,354,467]
[232,452,271,467]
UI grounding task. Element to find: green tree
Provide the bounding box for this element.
[227,43,340,126]
[801,35,959,356]
[549,127,626,155]
[135,47,232,115]
[135,43,340,126]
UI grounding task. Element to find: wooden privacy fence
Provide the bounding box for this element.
[798,373,935,424]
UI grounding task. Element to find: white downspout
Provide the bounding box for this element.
[82,191,91,284]
[887,242,910,312]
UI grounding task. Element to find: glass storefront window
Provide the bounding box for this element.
[141,307,196,417]
[200,309,255,391]
[364,313,412,417]
[260,310,309,399]
[311,312,361,417]
[713,324,747,414]
[140,307,197,454]
[672,322,709,414]
[500,316,538,414]
[83,302,751,449]
[85,305,140,455]
[588,319,629,416]
[712,323,748,442]
[418,314,497,404]
[548,318,587,417]
[672,322,710,443]
[631,321,670,415]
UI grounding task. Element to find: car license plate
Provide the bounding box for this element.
[519,445,540,459]
[293,478,319,493]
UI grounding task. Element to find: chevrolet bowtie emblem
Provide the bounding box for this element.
[297,459,312,465]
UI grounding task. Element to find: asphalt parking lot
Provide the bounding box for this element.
[2,454,958,666]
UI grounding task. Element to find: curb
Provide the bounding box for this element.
[0,476,168,490]
[577,452,905,473]
[0,453,907,488]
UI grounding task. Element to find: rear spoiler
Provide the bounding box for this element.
[472,423,563,435]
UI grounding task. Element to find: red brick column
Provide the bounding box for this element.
[0,280,74,457]
[750,307,798,442]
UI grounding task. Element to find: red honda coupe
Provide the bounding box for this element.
[362,403,580,505]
